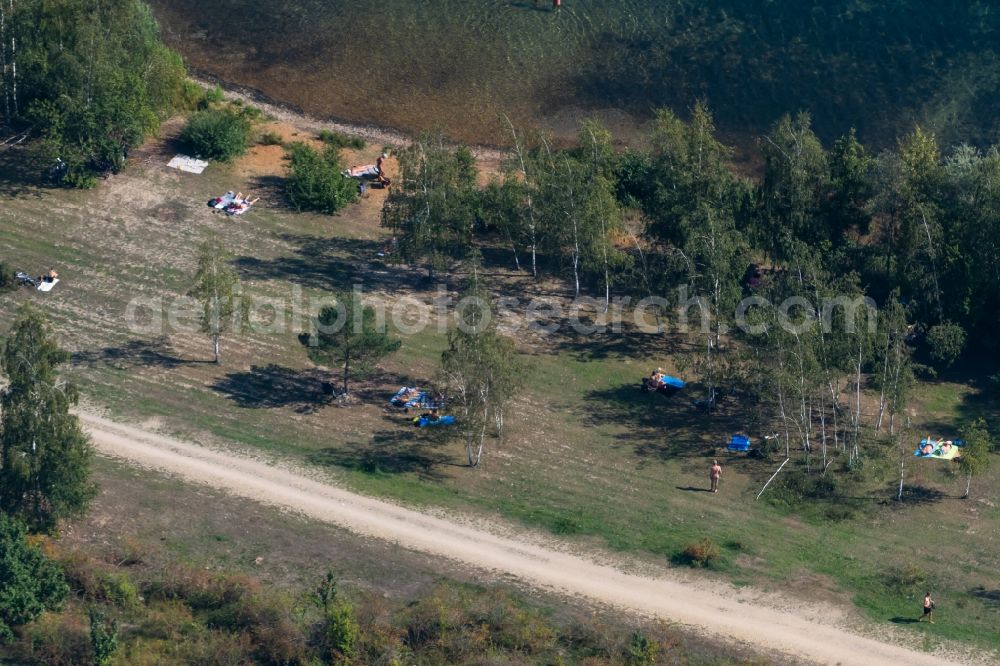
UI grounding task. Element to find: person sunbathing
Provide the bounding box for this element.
[41,269,58,283]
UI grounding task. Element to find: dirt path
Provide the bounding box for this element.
[78,412,976,666]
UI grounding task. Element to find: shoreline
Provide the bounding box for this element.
[190,73,507,162]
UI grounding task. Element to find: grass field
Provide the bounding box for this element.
[1,121,998,657]
[147,0,1000,147]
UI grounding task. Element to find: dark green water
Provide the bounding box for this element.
[150,0,1000,146]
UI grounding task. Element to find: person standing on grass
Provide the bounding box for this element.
[921,592,935,623]
[710,460,722,493]
[553,0,562,9]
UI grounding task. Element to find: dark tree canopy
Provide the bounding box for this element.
[0,0,188,183]
[0,514,69,642]
[0,305,95,531]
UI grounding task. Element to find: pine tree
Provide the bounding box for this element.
[301,289,401,395]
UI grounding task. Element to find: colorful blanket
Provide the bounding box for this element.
[914,438,964,460]
[389,387,440,410]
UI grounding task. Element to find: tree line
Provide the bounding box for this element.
[385,105,998,495]
[0,0,191,185]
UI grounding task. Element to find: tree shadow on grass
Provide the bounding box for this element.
[969,586,1000,610]
[232,233,426,295]
[212,363,333,413]
[308,428,455,481]
[0,145,46,198]
[894,484,948,505]
[583,382,745,462]
[71,338,195,370]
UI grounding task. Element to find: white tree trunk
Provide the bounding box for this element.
[897,456,905,501]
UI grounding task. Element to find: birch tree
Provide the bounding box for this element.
[439,258,523,468]
[0,305,95,531]
[958,419,992,499]
[190,239,245,364]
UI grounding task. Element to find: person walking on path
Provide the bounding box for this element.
[710,460,722,493]
[920,592,935,623]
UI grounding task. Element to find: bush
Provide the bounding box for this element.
[0,515,70,641]
[322,602,360,661]
[626,630,660,666]
[884,562,926,592]
[927,321,966,367]
[0,262,15,292]
[204,85,226,105]
[318,129,366,150]
[178,80,208,111]
[97,572,141,610]
[181,108,252,161]
[285,143,358,214]
[677,538,721,568]
[258,130,284,146]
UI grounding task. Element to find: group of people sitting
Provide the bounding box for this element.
[208,191,259,216]
[641,367,681,392]
[917,436,962,459]
[643,368,666,391]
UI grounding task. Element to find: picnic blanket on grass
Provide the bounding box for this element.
[914,438,964,460]
[208,192,255,216]
[210,191,236,209]
[167,154,209,174]
[343,164,379,179]
[415,415,455,428]
[659,375,685,389]
[37,278,59,293]
[390,387,440,410]
[728,434,750,452]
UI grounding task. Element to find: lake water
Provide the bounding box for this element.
[149,0,1000,147]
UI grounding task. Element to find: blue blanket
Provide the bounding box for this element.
[728,434,750,451]
[659,375,685,389]
[416,415,455,427]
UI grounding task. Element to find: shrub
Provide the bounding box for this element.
[678,538,721,568]
[884,562,926,592]
[322,602,360,661]
[285,143,358,214]
[258,130,284,146]
[318,129,366,150]
[0,262,15,292]
[88,608,119,666]
[97,572,141,610]
[12,608,90,665]
[0,515,70,641]
[178,80,207,111]
[626,630,660,666]
[204,85,226,105]
[927,321,966,367]
[241,105,265,122]
[181,108,252,161]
